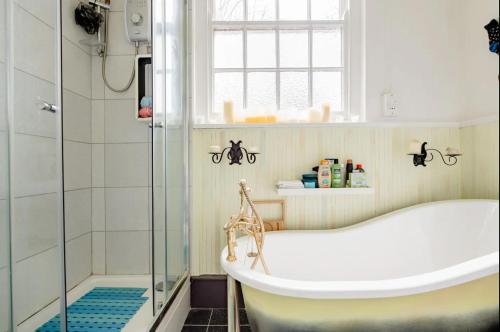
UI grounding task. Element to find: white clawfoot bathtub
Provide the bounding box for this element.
[221,200,499,332]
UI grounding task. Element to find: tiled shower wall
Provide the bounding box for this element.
[10,0,92,324]
[90,2,151,276]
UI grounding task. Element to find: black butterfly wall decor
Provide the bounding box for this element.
[484,19,499,55]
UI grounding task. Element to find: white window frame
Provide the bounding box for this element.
[191,0,365,125]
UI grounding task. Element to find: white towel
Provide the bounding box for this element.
[277,180,305,189]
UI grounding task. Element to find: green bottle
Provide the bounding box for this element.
[332,160,343,188]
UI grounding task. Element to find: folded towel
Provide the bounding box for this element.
[277,180,305,189]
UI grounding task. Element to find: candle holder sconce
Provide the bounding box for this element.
[408,141,462,167]
[210,141,260,165]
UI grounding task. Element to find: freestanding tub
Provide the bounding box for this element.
[221,200,499,332]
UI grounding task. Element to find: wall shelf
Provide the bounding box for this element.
[276,187,375,196]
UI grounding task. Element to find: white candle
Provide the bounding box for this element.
[446,147,460,156]
[309,109,322,123]
[248,146,259,154]
[209,145,221,154]
[322,103,331,123]
[409,140,422,155]
[223,100,235,124]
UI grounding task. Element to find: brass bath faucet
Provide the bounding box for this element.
[224,180,270,275]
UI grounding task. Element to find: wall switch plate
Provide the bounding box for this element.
[382,92,397,117]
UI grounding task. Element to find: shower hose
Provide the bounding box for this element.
[101,9,139,93]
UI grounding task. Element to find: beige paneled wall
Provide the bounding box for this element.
[461,122,499,199]
[191,126,462,275]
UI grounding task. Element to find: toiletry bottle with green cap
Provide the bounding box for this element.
[332,160,343,188]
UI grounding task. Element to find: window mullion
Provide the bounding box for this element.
[243,0,248,111]
[307,0,313,108]
[275,0,280,111]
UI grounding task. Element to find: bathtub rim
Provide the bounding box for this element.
[221,199,499,300]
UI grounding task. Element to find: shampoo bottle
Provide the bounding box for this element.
[318,160,332,188]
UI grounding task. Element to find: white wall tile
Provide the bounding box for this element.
[92,188,106,232]
[0,199,9,268]
[105,187,149,231]
[12,247,60,325]
[14,5,55,83]
[63,38,92,98]
[92,231,106,275]
[14,134,56,197]
[105,99,149,143]
[92,144,105,187]
[13,193,57,262]
[0,266,10,332]
[103,55,137,100]
[14,69,56,138]
[63,90,92,143]
[110,0,125,12]
[92,56,105,100]
[65,189,92,241]
[105,143,149,187]
[0,134,7,200]
[106,231,149,275]
[64,141,92,191]
[66,233,92,290]
[106,11,137,55]
[15,0,55,28]
[92,100,105,143]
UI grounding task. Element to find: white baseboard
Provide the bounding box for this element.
[154,280,191,332]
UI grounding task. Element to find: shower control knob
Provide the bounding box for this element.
[130,13,143,25]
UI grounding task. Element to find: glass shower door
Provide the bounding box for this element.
[7,0,66,330]
[1,0,13,330]
[152,0,188,314]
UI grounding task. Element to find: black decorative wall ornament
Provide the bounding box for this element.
[485,19,500,55]
[408,142,462,167]
[209,141,260,165]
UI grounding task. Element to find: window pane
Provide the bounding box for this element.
[313,29,342,67]
[248,0,276,21]
[214,72,244,113]
[247,72,277,112]
[280,30,308,68]
[313,72,342,112]
[214,31,243,68]
[214,0,244,21]
[280,72,309,111]
[311,0,341,20]
[248,30,276,68]
[279,0,308,20]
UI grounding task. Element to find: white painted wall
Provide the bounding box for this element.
[460,0,499,121]
[365,0,499,123]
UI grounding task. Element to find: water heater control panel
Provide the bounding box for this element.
[125,0,150,43]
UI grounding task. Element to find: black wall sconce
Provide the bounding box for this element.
[408,140,462,167]
[209,141,260,165]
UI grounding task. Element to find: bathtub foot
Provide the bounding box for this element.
[227,275,240,332]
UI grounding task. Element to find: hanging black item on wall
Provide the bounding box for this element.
[484,19,500,55]
[75,2,103,35]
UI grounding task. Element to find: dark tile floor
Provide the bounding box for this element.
[182,308,252,332]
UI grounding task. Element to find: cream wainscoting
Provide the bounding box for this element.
[461,122,499,200]
[191,126,463,275]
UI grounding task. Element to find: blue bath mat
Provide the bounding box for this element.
[36,287,148,332]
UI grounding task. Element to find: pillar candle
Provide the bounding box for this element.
[223,100,235,124]
[322,103,331,123]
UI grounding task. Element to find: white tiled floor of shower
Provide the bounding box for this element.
[18,275,153,332]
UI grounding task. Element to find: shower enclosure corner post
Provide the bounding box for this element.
[55,0,68,330]
[228,275,241,332]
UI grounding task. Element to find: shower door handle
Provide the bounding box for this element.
[149,121,164,128]
[38,99,58,113]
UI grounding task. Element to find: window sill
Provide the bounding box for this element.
[192,122,365,129]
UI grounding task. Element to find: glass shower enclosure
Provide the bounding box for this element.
[0,0,188,330]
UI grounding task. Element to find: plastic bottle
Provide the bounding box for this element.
[345,160,354,187]
[318,160,332,189]
[332,161,343,188]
